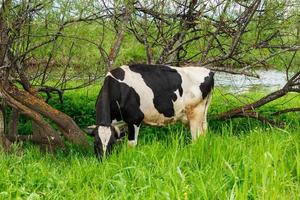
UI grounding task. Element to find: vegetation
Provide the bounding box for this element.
[1,0,299,150]
[1,88,300,199]
[0,1,299,198]
[1,127,300,199]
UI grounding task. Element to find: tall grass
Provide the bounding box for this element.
[1,87,300,199]
[0,124,299,199]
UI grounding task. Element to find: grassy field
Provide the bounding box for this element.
[0,88,299,199]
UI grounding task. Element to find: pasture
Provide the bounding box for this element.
[0,87,299,199]
[1,1,300,199]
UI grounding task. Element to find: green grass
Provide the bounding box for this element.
[0,124,299,199]
[1,87,300,199]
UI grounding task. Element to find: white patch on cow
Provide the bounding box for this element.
[97,126,112,154]
[114,126,121,136]
[177,67,211,104]
[111,119,120,137]
[106,72,113,78]
[173,89,180,102]
[107,65,212,127]
[108,66,169,125]
[172,89,185,121]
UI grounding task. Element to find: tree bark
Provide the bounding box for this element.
[0,86,65,149]
[8,108,19,139]
[31,122,58,152]
[0,103,11,151]
[1,83,88,147]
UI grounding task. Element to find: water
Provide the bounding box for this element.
[215,69,287,93]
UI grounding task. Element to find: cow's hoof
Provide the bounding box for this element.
[127,141,137,147]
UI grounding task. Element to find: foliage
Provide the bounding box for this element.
[1,0,300,149]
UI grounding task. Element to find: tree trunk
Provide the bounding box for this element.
[8,108,19,139]
[0,86,65,149]
[0,103,11,151]
[31,122,57,152]
[1,83,88,147]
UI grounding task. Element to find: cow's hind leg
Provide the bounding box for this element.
[187,95,212,140]
[127,124,140,147]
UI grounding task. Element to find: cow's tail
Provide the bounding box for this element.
[208,71,214,94]
[205,70,214,103]
[202,71,214,126]
[204,91,213,112]
[207,71,214,94]
[200,71,214,99]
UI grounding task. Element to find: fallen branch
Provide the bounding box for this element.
[0,85,65,149]
[217,70,300,126]
[1,83,89,147]
[272,107,300,116]
[226,111,285,128]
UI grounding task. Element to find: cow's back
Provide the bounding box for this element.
[106,64,214,126]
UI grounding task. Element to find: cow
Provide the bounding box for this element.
[90,64,214,159]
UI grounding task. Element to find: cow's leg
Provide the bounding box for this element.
[187,98,210,140]
[127,124,140,147]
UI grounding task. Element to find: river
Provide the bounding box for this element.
[214,69,287,93]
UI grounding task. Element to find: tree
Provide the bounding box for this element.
[128,0,300,125]
[0,0,299,151]
[0,0,134,150]
[0,0,89,150]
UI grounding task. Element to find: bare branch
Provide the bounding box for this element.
[272,107,300,116]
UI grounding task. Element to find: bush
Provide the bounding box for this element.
[47,92,97,128]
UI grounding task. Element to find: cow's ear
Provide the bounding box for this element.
[111,126,120,139]
[85,125,97,136]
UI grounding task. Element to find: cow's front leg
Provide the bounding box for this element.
[127,124,140,147]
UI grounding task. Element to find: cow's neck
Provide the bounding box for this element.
[95,81,112,126]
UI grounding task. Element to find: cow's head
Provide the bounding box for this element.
[87,125,126,159]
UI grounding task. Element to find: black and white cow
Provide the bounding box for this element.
[90,64,214,158]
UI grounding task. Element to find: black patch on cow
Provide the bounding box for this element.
[129,64,183,118]
[110,67,125,81]
[199,71,214,99]
[96,76,144,126]
[95,75,145,158]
